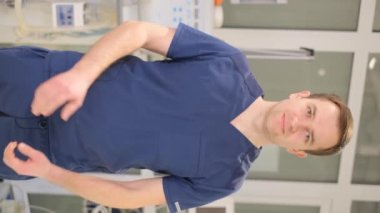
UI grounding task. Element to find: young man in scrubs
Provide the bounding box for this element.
[1,21,353,212]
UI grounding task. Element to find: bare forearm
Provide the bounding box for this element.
[71,21,148,84]
[4,143,165,208]
[43,164,141,209]
[71,21,174,86]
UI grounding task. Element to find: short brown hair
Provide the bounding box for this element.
[304,93,353,156]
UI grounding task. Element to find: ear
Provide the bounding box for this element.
[289,90,311,99]
[287,149,308,158]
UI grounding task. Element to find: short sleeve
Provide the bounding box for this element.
[167,23,240,60]
[163,175,235,213]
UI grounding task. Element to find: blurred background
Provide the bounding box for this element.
[0,0,379,212]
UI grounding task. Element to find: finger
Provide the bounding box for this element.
[60,101,82,121]
[31,104,41,116]
[4,152,24,167]
[3,141,18,158]
[32,79,70,117]
[3,142,22,167]
[3,148,31,175]
[33,92,69,117]
[31,86,47,116]
[16,143,40,159]
[42,93,70,117]
[3,144,14,165]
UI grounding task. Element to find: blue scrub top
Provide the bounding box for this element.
[0,24,263,212]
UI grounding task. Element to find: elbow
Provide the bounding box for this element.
[107,200,146,210]
[119,21,149,46]
[102,192,146,210]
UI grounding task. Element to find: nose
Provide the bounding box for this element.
[290,115,309,133]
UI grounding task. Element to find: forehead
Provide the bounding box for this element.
[308,98,340,150]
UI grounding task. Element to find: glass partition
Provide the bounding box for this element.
[236,203,319,213]
[352,53,380,185]
[373,0,380,32]
[29,194,83,213]
[351,201,380,213]
[222,0,360,31]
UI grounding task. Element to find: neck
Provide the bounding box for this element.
[230,97,276,148]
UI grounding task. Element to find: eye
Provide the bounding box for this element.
[306,106,312,117]
[305,131,311,143]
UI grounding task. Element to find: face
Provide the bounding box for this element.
[263,91,340,157]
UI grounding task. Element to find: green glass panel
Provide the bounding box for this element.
[236,203,319,213]
[373,0,380,32]
[351,201,380,213]
[29,194,83,213]
[222,0,360,31]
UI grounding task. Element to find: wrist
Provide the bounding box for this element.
[39,163,56,180]
[71,56,108,84]
[69,65,97,88]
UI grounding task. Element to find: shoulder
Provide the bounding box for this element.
[167,23,241,60]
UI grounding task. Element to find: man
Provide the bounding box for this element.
[1,21,353,212]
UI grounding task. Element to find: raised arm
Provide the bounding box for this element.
[3,142,166,209]
[31,21,175,121]
[71,21,176,85]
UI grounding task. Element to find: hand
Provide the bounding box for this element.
[3,142,52,178]
[31,70,91,121]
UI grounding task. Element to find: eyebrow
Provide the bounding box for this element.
[310,104,317,145]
